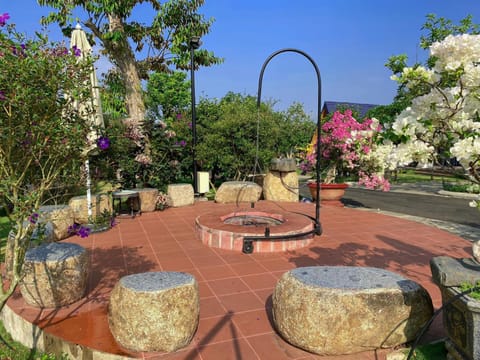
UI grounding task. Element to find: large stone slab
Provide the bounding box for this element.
[38,205,74,241]
[215,181,262,204]
[167,184,194,207]
[20,242,89,308]
[263,171,299,202]
[108,271,199,352]
[68,194,112,224]
[273,266,433,355]
[430,256,480,287]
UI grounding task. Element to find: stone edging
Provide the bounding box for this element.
[437,190,479,200]
[0,304,131,359]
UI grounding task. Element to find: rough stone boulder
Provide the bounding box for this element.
[68,194,112,224]
[215,181,262,204]
[273,266,433,355]
[108,271,199,352]
[263,171,299,202]
[39,205,74,241]
[135,188,159,212]
[167,184,194,207]
[20,242,89,308]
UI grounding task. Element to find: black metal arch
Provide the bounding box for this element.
[242,48,322,254]
[256,48,322,235]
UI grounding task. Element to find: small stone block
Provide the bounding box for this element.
[263,171,299,202]
[108,271,199,352]
[20,242,89,308]
[69,194,113,223]
[167,184,194,207]
[273,266,433,355]
[214,181,262,204]
[430,256,480,287]
[39,204,74,241]
[135,188,159,212]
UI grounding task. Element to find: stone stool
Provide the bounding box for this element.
[167,184,194,207]
[69,193,112,224]
[108,271,199,352]
[135,187,159,212]
[273,266,433,355]
[214,181,262,204]
[263,171,299,202]
[20,242,89,308]
[38,204,74,241]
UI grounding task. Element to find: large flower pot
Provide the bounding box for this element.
[439,285,480,360]
[307,182,348,207]
[430,256,480,360]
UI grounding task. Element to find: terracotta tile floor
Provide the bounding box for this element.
[6,201,473,359]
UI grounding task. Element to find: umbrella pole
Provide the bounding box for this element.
[85,159,93,219]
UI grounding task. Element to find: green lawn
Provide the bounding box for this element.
[391,168,465,183]
[0,320,63,359]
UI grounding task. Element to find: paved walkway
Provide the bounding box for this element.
[5,200,473,360]
[346,181,480,242]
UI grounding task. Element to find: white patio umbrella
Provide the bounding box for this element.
[70,24,105,219]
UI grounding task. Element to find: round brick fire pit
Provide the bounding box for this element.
[195,203,314,253]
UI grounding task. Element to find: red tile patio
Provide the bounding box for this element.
[5,200,473,359]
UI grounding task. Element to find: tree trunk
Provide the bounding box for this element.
[106,14,146,135]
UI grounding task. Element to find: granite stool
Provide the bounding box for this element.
[167,184,194,207]
[38,204,74,241]
[273,266,433,355]
[214,181,262,204]
[20,242,89,308]
[108,271,199,352]
[135,187,159,212]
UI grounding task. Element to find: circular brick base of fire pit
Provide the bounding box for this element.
[195,203,314,253]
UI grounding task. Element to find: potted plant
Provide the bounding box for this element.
[300,109,391,204]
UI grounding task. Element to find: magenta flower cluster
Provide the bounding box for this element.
[0,13,10,27]
[302,109,389,190]
[320,109,378,167]
[303,110,377,171]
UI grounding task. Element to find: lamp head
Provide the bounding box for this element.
[190,36,202,49]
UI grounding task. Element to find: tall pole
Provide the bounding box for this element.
[190,37,201,195]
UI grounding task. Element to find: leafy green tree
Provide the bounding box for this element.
[195,92,314,181]
[374,14,480,140]
[100,69,128,122]
[276,102,316,157]
[420,14,480,49]
[38,0,222,143]
[0,15,94,312]
[146,71,191,122]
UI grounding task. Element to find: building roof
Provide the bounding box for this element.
[322,101,379,119]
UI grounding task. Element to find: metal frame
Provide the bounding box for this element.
[242,48,323,254]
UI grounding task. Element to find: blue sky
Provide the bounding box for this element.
[4,1,480,118]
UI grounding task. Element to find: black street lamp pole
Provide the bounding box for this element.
[190,36,201,195]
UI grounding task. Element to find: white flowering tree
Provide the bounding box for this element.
[390,34,480,207]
